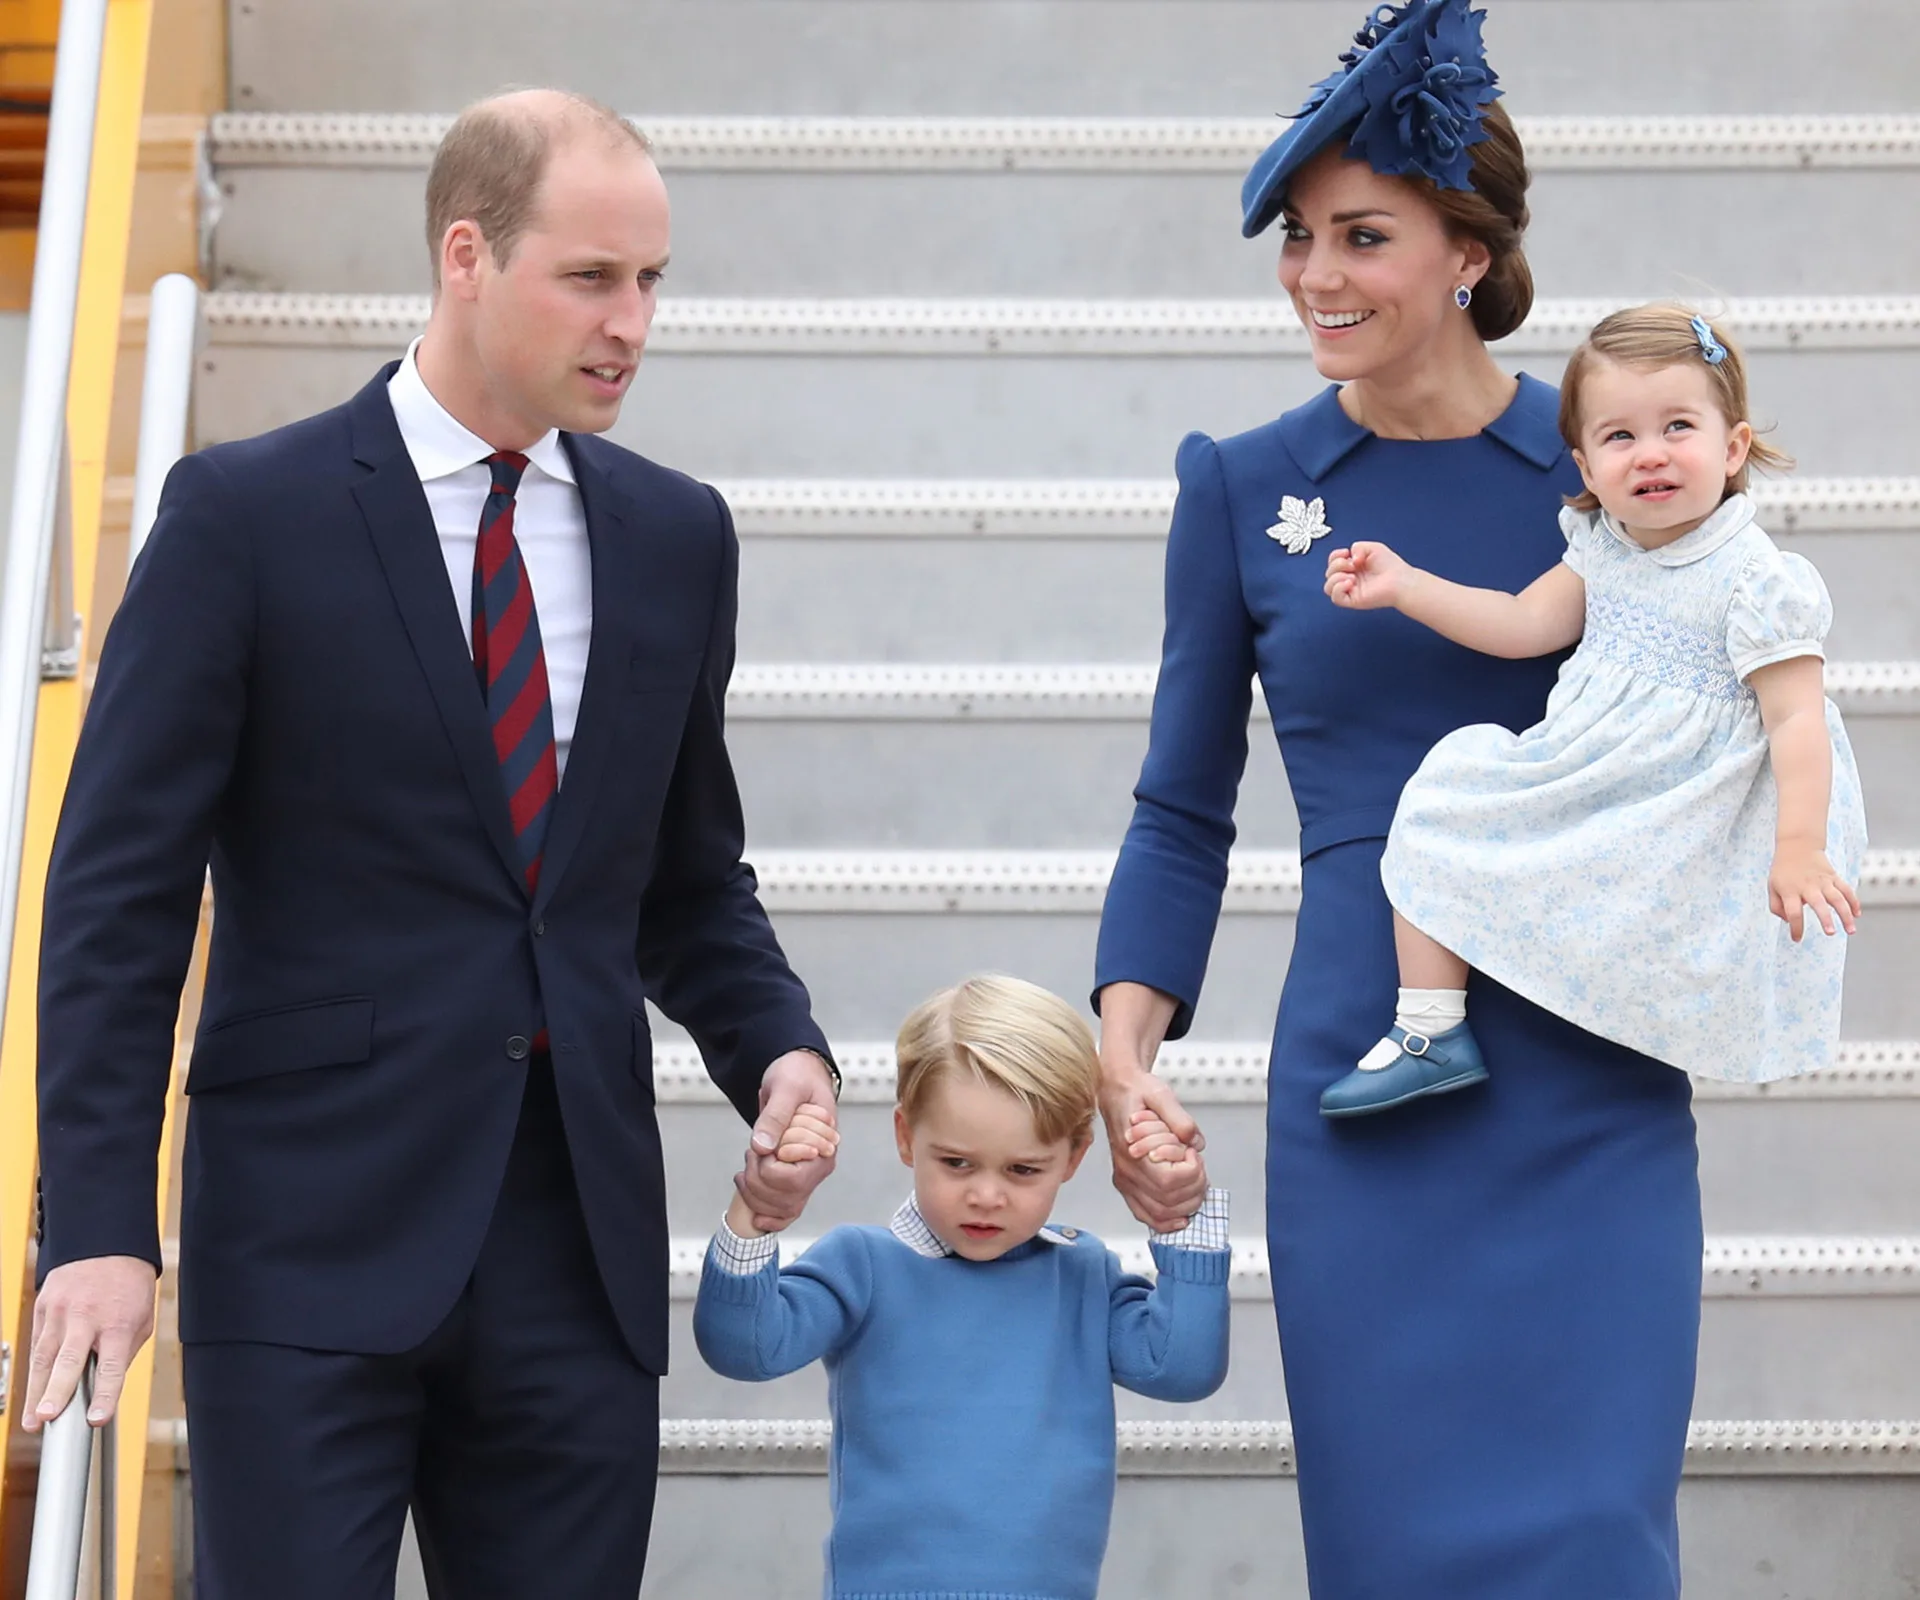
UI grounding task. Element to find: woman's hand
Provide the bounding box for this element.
[1769,846,1860,941]
[1099,1059,1208,1232]
[1325,541,1415,610]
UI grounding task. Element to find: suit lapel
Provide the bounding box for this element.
[347,371,527,895]
[532,436,637,913]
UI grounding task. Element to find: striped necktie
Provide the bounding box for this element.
[470,450,558,896]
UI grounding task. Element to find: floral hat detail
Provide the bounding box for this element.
[1240,0,1503,239]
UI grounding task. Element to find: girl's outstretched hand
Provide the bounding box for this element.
[1769,847,1861,941]
[1325,541,1414,610]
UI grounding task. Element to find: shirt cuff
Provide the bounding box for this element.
[1149,1186,1230,1252]
[709,1217,781,1276]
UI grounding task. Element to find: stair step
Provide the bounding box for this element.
[682,849,1920,1040]
[207,113,1920,297]
[188,293,1920,478]
[717,662,1920,849]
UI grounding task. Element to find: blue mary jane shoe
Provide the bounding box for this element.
[1319,1022,1488,1119]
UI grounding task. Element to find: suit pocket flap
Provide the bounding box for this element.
[187,996,375,1094]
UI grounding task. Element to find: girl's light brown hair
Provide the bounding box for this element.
[895,975,1100,1147]
[1557,304,1792,512]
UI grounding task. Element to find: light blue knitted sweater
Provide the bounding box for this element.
[694,1218,1231,1600]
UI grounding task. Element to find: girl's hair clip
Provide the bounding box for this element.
[1691,314,1729,367]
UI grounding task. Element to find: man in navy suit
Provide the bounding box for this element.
[25,89,839,1596]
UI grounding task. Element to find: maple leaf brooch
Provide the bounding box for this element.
[1267,494,1332,555]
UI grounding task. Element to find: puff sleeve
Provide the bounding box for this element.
[1557,505,1599,579]
[1725,546,1833,683]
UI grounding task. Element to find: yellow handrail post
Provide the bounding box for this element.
[0,2,156,1595]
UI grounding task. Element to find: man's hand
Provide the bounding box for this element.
[1099,1062,1208,1232]
[23,1255,159,1431]
[734,1049,840,1232]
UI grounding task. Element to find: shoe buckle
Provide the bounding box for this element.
[1401,1031,1432,1057]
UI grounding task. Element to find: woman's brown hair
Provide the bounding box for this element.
[1557,304,1793,511]
[1410,102,1534,343]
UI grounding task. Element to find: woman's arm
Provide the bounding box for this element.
[1325,542,1585,659]
[1749,656,1860,941]
[1097,984,1207,1233]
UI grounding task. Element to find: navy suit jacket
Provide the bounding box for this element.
[36,365,828,1374]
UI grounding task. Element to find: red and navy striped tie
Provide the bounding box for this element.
[470,451,558,896]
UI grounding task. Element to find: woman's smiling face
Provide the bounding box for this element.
[1277,145,1489,385]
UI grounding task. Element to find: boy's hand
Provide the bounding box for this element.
[1769,846,1860,941]
[1325,541,1413,611]
[774,1103,840,1164]
[1129,1108,1200,1168]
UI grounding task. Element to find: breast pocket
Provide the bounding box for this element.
[186,996,375,1094]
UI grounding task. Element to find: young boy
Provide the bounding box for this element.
[694,973,1231,1600]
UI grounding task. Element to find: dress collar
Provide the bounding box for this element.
[1598,491,1756,567]
[1277,372,1565,482]
[887,1195,1075,1259]
[386,336,576,487]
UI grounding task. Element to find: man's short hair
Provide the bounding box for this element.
[895,975,1101,1147]
[424,91,653,286]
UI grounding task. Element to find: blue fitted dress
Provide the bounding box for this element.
[1096,376,1700,1598]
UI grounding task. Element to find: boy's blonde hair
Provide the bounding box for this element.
[1558,303,1792,513]
[895,975,1100,1147]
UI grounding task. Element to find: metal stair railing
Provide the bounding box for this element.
[128,272,200,568]
[24,1357,115,1600]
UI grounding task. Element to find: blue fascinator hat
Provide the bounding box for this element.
[1240,0,1503,239]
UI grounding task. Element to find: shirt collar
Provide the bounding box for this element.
[386,337,576,488]
[1277,372,1566,482]
[887,1195,1074,1259]
[1598,491,1756,567]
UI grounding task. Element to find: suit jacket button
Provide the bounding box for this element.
[533,920,547,937]
[506,1035,531,1061]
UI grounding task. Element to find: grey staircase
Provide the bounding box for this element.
[192,0,1920,1594]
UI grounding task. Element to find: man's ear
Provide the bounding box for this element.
[894,1106,915,1169]
[438,219,489,301]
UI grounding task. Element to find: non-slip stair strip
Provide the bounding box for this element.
[649,1041,1920,1104]
[145,1418,1920,1478]
[206,112,1920,172]
[656,1237,1920,1301]
[723,662,1920,719]
[710,477,1920,537]
[195,293,1920,356]
[740,850,1920,914]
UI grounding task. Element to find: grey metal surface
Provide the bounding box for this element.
[656,1090,1920,1239]
[227,0,1920,117]
[210,164,1920,299]
[192,343,1920,479]
[745,901,1920,1042]
[726,703,1920,848]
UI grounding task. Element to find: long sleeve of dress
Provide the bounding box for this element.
[693,1226,875,1381]
[1106,1189,1233,1402]
[1094,432,1258,1038]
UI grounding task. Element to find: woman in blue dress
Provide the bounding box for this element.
[1092,3,1701,1593]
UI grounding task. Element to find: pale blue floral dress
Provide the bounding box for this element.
[1381,491,1867,1083]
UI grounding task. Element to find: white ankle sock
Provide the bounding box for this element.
[1394,987,1468,1036]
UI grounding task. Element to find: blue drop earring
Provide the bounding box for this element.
[1454,284,1473,310]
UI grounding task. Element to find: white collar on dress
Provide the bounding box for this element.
[1598,491,1755,568]
[386,336,577,488]
[887,1195,1076,1259]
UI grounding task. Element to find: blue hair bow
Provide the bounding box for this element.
[1691,315,1729,366]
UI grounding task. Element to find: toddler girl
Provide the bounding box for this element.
[1319,303,1867,1116]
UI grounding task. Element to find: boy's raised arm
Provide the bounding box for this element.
[694,1224,875,1382]
[1106,1187,1233,1403]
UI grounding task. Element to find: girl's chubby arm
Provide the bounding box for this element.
[1749,656,1861,942]
[694,1115,872,1382]
[1325,541,1586,660]
[1106,1185,1232,1403]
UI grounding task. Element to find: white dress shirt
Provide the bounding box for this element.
[386,339,593,781]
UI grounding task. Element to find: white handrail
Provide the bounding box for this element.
[0,0,111,1050]
[24,1361,115,1600]
[128,274,199,567]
